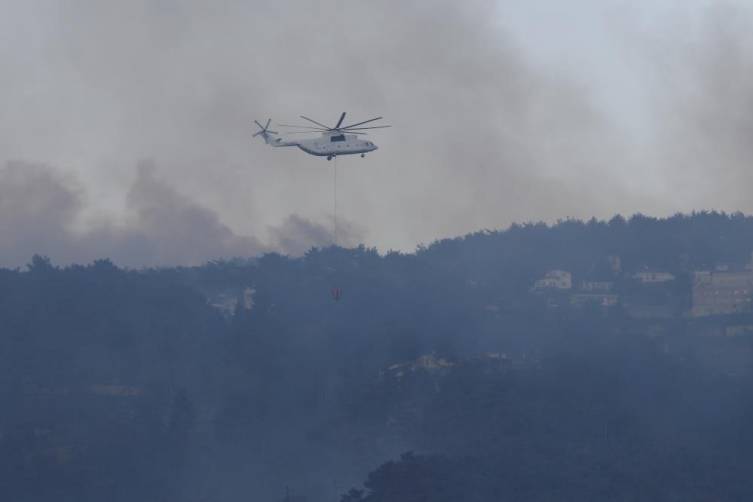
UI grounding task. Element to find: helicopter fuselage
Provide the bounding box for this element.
[268,132,377,158]
[298,133,377,157]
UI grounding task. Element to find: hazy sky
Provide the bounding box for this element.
[2,0,753,266]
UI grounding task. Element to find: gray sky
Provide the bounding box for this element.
[1,0,752,266]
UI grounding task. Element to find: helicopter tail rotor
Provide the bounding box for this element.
[253,119,279,144]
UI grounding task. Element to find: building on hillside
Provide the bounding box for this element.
[532,270,572,291]
[208,286,255,318]
[385,354,456,380]
[208,292,238,318]
[242,287,256,311]
[633,270,676,284]
[580,281,614,292]
[570,293,619,308]
[691,270,753,317]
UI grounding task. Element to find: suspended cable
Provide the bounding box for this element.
[333,156,338,246]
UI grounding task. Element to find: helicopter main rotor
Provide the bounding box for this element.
[278,112,391,136]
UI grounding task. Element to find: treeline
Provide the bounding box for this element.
[1,212,753,501]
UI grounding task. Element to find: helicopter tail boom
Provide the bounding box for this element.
[253,119,297,147]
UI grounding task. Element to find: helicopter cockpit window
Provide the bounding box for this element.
[330,135,346,142]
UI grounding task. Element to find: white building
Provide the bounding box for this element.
[580,281,614,292]
[242,287,256,311]
[570,293,619,308]
[633,271,676,284]
[533,270,572,291]
[691,271,753,317]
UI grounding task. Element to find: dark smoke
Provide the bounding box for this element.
[0,161,353,267]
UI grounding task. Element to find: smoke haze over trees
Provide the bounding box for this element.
[4,214,753,501]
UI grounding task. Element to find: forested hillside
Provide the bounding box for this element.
[3,212,753,501]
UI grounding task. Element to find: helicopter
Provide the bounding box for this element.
[253,112,390,160]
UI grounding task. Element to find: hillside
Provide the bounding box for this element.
[3,212,753,501]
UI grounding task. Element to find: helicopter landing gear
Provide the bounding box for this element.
[361,153,365,158]
[327,155,333,161]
